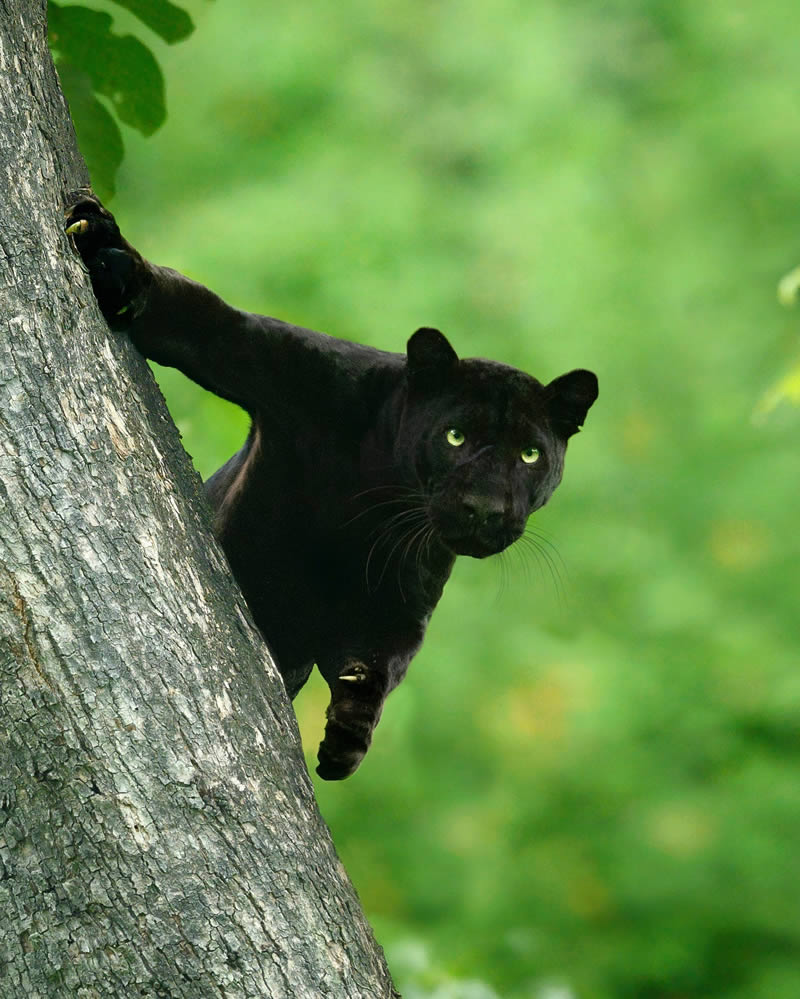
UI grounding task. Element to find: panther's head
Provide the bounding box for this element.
[396,328,597,558]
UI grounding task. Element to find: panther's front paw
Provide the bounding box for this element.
[316,663,383,780]
[316,732,367,781]
[65,189,122,256]
[65,189,146,329]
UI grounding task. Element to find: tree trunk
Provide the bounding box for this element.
[0,2,398,996]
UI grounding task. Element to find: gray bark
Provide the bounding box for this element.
[0,2,399,996]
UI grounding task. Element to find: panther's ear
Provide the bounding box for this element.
[546,369,598,438]
[406,327,459,390]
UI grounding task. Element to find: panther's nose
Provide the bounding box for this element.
[461,494,506,531]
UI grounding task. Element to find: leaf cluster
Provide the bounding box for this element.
[48,0,194,198]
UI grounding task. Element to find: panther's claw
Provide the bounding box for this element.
[338,663,367,683]
[66,219,89,236]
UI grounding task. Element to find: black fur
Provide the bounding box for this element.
[65,191,598,780]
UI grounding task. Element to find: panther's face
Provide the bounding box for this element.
[396,329,597,559]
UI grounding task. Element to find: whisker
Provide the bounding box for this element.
[416,525,436,580]
[364,508,430,593]
[339,493,427,530]
[374,516,429,591]
[492,549,511,603]
[507,537,533,588]
[365,507,428,543]
[524,525,571,587]
[348,483,422,502]
[514,530,569,611]
[396,522,432,602]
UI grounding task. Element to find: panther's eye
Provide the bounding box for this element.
[521,447,540,464]
[446,428,465,447]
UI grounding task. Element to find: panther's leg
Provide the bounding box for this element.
[316,659,392,780]
[65,191,323,414]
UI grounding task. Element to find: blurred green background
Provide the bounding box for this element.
[81,0,800,994]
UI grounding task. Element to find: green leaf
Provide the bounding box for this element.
[754,361,800,421]
[777,265,800,308]
[106,0,194,45]
[49,3,166,137]
[54,61,123,200]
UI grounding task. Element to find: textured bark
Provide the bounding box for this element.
[0,2,398,996]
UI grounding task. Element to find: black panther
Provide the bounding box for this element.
[65,191,598,780]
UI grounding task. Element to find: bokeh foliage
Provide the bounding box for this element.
[64,0,800,995]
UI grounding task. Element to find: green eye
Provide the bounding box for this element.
[521,447,540,464]
[446,428,465,447]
